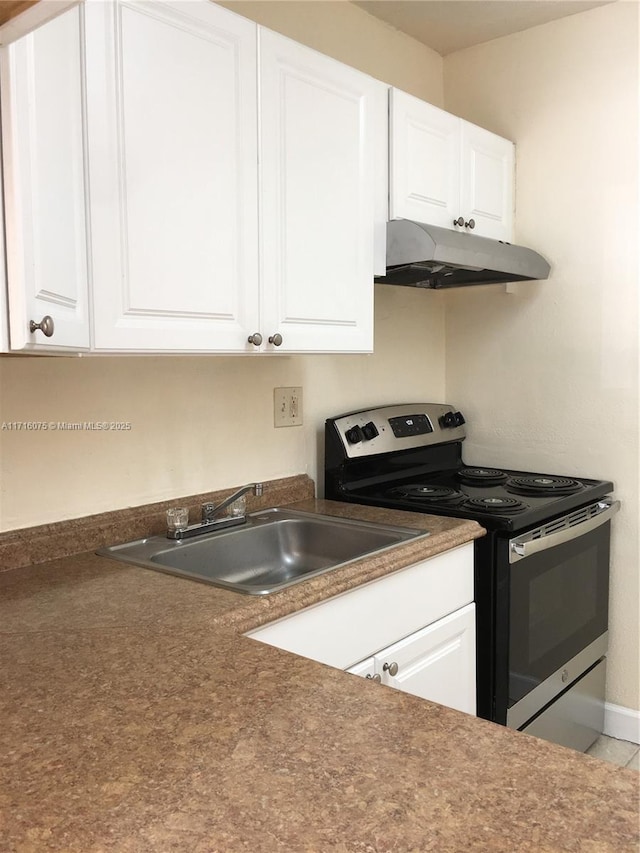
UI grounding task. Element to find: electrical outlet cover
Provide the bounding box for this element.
[274,387,303,427]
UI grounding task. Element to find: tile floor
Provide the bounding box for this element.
[586,735,640,770]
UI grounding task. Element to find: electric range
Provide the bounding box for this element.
[325,403,619,752]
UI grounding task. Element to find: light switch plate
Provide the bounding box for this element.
[274,387,303,427]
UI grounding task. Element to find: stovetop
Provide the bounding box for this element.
[324,403,614,533]
[346,465,613,532]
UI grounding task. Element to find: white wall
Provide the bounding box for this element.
[443,1,639,713]
[0,1,446,530]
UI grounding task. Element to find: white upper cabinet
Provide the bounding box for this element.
[0,5,90,351]
[460,121,515,242]
[389,90,461,230]
[86,0,260,352]
[390,88,515,242]
[0,0,385,354]
[258,29,385,353]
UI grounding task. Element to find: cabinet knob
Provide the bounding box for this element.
[29,315,55,338]
[453,217,464,227]
[464,219,476,230]
[268,333,283,347]
[366,673,382,683]
[247,332,263,347]
[383,661,399,677]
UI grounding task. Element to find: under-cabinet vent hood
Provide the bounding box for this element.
[375,220,551,289]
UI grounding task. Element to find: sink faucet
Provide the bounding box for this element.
[166,483,264,540]
[201,482,264,523]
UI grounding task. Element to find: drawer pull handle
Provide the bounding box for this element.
[383,661,399,677]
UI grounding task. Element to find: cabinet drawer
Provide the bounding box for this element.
[248,543,473,669]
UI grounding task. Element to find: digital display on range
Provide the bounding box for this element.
[388,414,433,438]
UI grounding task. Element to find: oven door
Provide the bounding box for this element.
[504,499,619,730]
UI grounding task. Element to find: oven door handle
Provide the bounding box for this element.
[509,500,620,563]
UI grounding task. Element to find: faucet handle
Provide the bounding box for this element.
[201,502,216,522]
[167,507,189,533]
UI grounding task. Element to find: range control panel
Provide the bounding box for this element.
[329,403,466,459]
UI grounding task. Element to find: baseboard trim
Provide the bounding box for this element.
[604,702,640,744]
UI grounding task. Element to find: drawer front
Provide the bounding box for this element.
[248,543,473,669]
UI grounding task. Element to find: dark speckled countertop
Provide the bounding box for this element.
[1,494,638,852]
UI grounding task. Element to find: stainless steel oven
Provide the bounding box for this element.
[499,500,618,750]
[325,403,619,752]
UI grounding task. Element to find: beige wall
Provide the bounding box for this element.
[442,1,639,712]
[0,2,445,530]
[219,1,443,102]
[0,286,446,528]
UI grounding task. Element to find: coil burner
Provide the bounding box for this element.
[457,467,508,487]
[463,496,527,514]
[388,485,465,504]
[506,476,583,497]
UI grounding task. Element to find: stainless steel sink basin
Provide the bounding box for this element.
[98,508,426,595]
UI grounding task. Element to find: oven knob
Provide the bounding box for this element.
[345,425,364,444]
[361,421,379,441]
[439,410,466,428]
[439,411,458,428]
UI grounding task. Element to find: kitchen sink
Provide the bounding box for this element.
[97,508,426,595]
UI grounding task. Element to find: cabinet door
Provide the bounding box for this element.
[374,603,476,715]
[86,0,259,352]
[1,5,90,351]
[460,121,514,241]
[259,29,383,353]
[346,657,378,680]
[389,88,461,229]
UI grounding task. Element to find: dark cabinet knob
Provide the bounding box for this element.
[464,219,476,230]
[453,216,464,227]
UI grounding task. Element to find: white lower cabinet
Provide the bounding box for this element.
[346,657,377,680]
[248,543,476,715]
[369,603,475,714]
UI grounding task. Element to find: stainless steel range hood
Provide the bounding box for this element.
[375,219,551,289]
